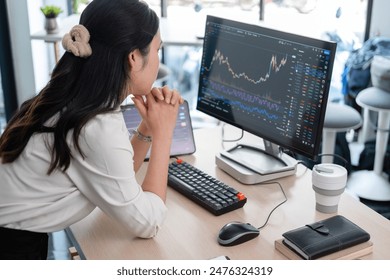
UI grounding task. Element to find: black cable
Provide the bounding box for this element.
[317,153,349,168]
[256,181,288,230]
[294,160,309,177]
[172,157,288,231]
[221,123,244,143]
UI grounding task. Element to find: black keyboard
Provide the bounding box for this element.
[167,159,247,216]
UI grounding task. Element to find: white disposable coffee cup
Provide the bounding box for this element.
[312,163,348,213]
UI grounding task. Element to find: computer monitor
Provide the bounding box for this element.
[196,15,337,184]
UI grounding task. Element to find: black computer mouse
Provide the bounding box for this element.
[217,221,260,246]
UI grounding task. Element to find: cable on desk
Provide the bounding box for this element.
[252,154,348,230]
[290,152,350,173]
[220,123,244,149]
[170,157,287,230]
[256,181,288,230]
[295,160,309,177]
[318,153,349,168]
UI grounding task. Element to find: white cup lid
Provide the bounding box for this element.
[312,163,348,188]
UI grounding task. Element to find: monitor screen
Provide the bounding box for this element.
[197,16,336,161]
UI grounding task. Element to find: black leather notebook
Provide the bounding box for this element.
[282,215,371,260]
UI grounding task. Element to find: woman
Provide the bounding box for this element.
[0,0,183,259]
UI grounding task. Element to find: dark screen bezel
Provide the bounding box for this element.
[196,15,337,160]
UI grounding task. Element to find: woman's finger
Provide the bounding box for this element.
[131,95,146,117]
[150,87,164,101]
[169,89,183,105]
[161,85,173,104]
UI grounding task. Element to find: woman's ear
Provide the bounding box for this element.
[128,49,143,71]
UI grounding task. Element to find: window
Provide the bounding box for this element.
[149,0,369,114]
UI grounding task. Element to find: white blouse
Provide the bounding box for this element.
[0,110,167,237]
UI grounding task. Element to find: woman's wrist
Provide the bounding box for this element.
[131,128,152,142]
[137,122,150,136]
[131,121,151,142]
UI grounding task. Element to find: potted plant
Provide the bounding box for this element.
[40,5,63,34]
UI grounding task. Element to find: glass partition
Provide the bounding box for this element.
[149,0,368,116]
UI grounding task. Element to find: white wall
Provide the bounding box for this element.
[6,0,36,105]
[6,0,69,106]
[369,0,390,38]
[29,0,69,96]
[28,0,51,96]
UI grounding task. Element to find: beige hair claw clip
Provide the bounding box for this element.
[62,24,92,58]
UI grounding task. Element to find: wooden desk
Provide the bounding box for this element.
[67,126,390,260]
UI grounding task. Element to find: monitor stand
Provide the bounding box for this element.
[216,140,298,184]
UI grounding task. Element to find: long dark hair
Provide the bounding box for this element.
[0,0,159,173]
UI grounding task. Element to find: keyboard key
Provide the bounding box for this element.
[167,160,247,215]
